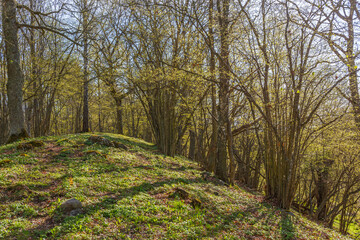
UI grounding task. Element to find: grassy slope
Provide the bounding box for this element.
[0,133,353,240]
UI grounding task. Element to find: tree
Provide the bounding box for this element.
[92,0,130,134]
[128,0,206,156]
[291,0,360,129]
[205,0,218,173]
[80,0,91,132]
[215,0,231,183]
[2,0,30,143]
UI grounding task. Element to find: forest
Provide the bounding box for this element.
[1,0,360,238]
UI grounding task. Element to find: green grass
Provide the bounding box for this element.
[0,133,354,239]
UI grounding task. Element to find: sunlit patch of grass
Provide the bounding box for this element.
[0,133,353,239]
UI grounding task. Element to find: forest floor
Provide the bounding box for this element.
[0,133,354,239]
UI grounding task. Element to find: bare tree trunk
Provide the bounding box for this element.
[215,0,230,182]
[227,117,236,184]
[345,0,360,128]
[3,0,29,143]
[82,0,90,132]
[75,103,82,133]
[348,56,360,128]
[132,105,136,137]
[314,159,333,220]
[206,0,218,173]
[195,128,204,164]
[188,130,196,160]
[115,97,123,134]
[30,0,41,137]
[97,79,102,132]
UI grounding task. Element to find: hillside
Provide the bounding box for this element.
[0,133,353,239]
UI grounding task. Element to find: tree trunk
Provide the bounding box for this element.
[30,0,41,137]
[188,130,196,160]
[314,159,332,221]
[195,128,204,164]
[346,0,360,129]
[82,0,90,133]
[348,59,360,128]
[75,103,82,133]
[215,0,230,183]
[3,0,29,143]
[206,0,218,173]
[115,97,123,134]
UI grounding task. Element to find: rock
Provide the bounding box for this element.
[70,209,82,216]
[17,140,44,150]
[60,198,82,213]
[17,143,33,150]
[191,198,202,209]
[169,187,190,200]
[217,179,229,186]
[84,150,102,155]
[112,141,128,150]
[282,210,295,218]
[88,135,114,147]
[84,150,107,158]
[87,136,128,150]
[28,140,45,147]
[201,171,229,186]
[88,135,103,143]
[101,139,114,147]
[201,171,212,180]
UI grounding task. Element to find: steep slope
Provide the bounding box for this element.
[0,133,353,239]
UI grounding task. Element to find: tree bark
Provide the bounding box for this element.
[206,0,218,173]
[188,130,196,160]
[3,0,29,143]
[30,0,41,137]
[215,0,230,183]
[115,97,123,134]
[82,0,90,132]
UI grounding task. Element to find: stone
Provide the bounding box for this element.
[169,187,190,200]
[17,140,44,150]
[70,209,82,216]
[87,136,129,150]
[60,198,82,213]
[191,198,202,209]
[16,140,44,151]
[88,136,114,147]
[112,141,128,150]
[28,140,45,147]
[201,171,212,180]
